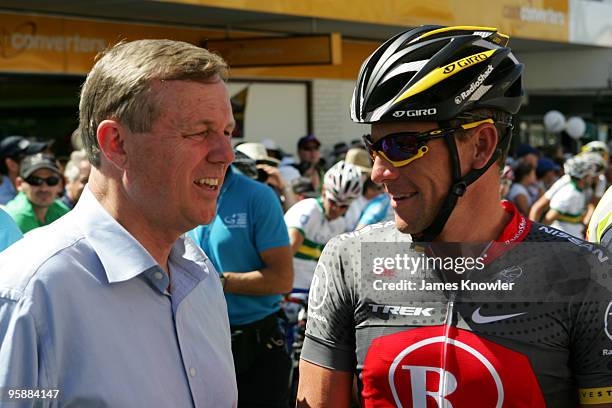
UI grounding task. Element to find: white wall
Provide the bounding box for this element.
[228,79,369,158]
[311,79,369,155]
[227,81,308,154]
[570,0,612,46]
[517,48,612,91]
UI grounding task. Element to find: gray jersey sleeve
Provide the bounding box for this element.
[301,235,358,372]
[568,248,612,400]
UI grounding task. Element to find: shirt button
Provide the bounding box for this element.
[154,272,164,280]
[189,367,197,377]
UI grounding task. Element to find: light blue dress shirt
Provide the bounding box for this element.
[0,187,237,407]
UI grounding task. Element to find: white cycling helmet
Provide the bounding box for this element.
[579,152,606,176]
[564,156,592,179]
[323,160,363,204]
[581,141,609,157]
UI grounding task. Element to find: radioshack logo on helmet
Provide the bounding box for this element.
[393,108,437,118]
[442,52,490,74]
[454,64,494,105]
[361,327,546,407]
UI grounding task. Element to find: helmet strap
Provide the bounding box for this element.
[418,124,509,242]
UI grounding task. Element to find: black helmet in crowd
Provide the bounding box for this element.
[351,25,524,241]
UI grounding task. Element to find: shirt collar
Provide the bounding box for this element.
[496,200,531,244]
[13,191,31,207]
[74,187,210,289]
[221,166,237,196]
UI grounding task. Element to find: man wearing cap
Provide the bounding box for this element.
[4,154,69,233]
[0,136,48,205]
[294,135,325,192]
[536,157,561,192]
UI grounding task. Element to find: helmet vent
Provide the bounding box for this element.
[366,72,415,112]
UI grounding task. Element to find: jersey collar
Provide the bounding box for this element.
[482,200,532,264]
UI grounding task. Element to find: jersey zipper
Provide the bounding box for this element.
[440,292,456,402]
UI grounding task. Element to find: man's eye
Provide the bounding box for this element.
[185,131,209,139]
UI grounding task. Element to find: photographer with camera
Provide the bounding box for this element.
[236,142,298,211]
[292,135,326,193]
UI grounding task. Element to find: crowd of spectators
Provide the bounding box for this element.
[502,140,610,239]
[0,135,91,242]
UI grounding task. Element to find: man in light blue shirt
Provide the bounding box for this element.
[0,39,237,406]
[0,207,22,251]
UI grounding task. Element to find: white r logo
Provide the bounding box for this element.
[309,264,328,311]
[401,366,457,408]
[311,275,320,303]
[388,336,504,408]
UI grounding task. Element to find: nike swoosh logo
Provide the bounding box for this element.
[471,307,526,324]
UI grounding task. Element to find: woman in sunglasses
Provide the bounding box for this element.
[4,153,69,233]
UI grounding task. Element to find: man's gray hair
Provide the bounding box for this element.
[64,149,88,182]
[78,39,229,167]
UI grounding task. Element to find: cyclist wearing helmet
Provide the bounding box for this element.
[530,142,609,222]
[297,25,612,408]
[284,160,362,291]
[542,155,593,237]
[583,141,610,163]
[588,185,612,248]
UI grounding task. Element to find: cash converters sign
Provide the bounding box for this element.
[0,12,213,74]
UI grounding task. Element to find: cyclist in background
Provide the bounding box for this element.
[542,155,593,237]
[284,160,363,293]
[530,141,608,223]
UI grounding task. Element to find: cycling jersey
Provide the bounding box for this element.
[302,201,612,407]
[549,180,586,238]
[545,174,604,203]
[588,186,612,245]
[284,197,346,290]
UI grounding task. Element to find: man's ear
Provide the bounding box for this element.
[5,157,19,174]
[471,123,499,170]
[15,176,24,192]
[97,120,128,170]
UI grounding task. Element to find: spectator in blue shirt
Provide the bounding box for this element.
[189,164,293,408]
[0,207,22,252]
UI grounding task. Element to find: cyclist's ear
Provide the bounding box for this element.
[466,123,498,171]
